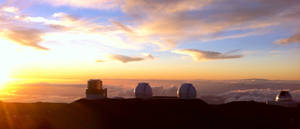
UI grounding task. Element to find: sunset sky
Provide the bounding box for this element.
[0,0,300,85]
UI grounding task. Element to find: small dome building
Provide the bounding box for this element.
[177,83,197,99]
[275,91,297,107]
[267,90,297,107]
[86,79,107,100]
[134,82,153,98]
[275,91,293,102]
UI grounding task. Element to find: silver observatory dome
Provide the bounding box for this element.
[134,82,153,98]
[177,83,197,99]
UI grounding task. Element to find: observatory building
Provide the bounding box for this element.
[134,82,153,98]
[276,91,293,102]
[267,91,297,107]
[86,79,107,100]
[177,83,197,99]
[275,91,297,107]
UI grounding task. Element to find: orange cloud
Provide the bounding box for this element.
[12,11,141,50]
[121,0,210,17]
[104,53,155,63]
[143,53,155,60]
[109,54,144,63]
[173,49,243,61]
[38,0,119,10]
[275,32,300,45]
[120,0,300,49]
[112,21,134,33]
[0,6,50,50]
[2,0,300,52]
[0,27,48,50]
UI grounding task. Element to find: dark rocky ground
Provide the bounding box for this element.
[0,99,299,129]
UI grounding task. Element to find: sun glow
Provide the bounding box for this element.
[0,58,12,89]
[0,38,20,89]
[0,70,10,88]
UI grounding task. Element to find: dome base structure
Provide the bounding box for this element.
[86,94,107,100]
[177,83,197,99]
[134,82,153,99]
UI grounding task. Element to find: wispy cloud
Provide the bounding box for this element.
[173,49,243,61]
[104,53,155,63]
[120,0,300,48]
[152,40,177,51]
[1,0,300,53]
[13,0,300,50]
[275,32,300,45]
[96,59,105,63]
[35,0,298,50]
[201,30,269,42]
[0,6,50,50]
[143,53,155,60]
[1,6,19,13]
[0,27,48,50]
[4,8,142,50]
[112,21,134,34]
[110,54,144,63]
[38,0,119,10]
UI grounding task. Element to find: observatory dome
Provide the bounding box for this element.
[134,82,152,98]
[177,83,197,99]
[275,91,293,102]
[86,79,107,100]
[88,79,103,89]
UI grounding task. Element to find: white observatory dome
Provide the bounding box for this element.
[177,83,197,99]
[275,91,293,102]
[134,82,153,98]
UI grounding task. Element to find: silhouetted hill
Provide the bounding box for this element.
[0,99,299,129]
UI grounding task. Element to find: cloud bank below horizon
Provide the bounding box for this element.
[2,79,300,103]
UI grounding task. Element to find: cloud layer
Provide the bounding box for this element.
[3,79,300,103]
[119,0,300,47]
[173,49,243,61]
[0,27,48,50]
[38,0,119,10]
[0,0,300,63]
[0,6,48,50]
[15,0,300,51]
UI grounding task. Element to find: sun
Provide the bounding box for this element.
[0,60,13,89]
[0,38,19,89]
[0,69,11,89]
[0,77,8,89]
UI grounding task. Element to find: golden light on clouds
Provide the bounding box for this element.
[0,0,299,85]
[0,70,10,89]
[1,6,19,13]
[0,39,18,88]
